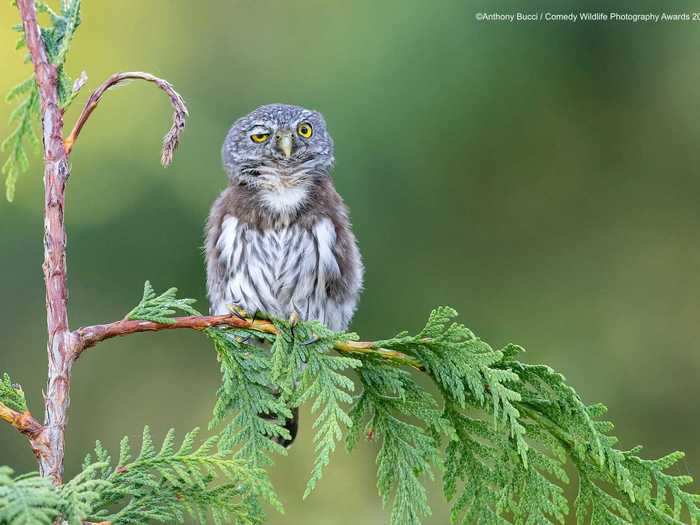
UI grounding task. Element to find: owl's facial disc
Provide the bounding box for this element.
[222,104,335,190]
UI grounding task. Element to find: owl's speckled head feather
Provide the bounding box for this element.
[222,103,334,183]
[221,104,336,219]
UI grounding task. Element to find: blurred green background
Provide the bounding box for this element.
[2,1,700,523]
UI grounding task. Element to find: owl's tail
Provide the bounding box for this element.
[278,406,299,448]
[262,406,299,448]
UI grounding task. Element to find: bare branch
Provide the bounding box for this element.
[64,72,189,165]
[0,401,44,437]
[0,400,49,460]
[74,315,423,369]
[16,0,73,485]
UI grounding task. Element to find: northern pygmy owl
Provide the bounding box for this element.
[205,104,364,445]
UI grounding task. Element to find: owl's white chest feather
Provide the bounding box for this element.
[259,184,309,217]
[213,214,345,329]
[256,168,312,219]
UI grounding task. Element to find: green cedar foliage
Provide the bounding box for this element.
[271,319,361,498]
[0,374,27,413]
[126,281,200,322]
[0,427,279,525]
[140,289,700,525]
[0,467,60,525]
[2,0,81,201]
[3,284,700,524]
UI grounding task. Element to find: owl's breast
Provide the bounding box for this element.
[212,215,341,326]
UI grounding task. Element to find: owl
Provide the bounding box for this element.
[205,104,364,446]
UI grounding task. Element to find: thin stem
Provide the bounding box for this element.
[64,72,189,165]
[0,400,49,462]
[15,0,74,485]
[74,315,424,369]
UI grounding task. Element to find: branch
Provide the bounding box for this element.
[74,314,423,369]
[14,4,189,485]
[16,0,73,485]
[0,400,49,459]
[64,72,189,165]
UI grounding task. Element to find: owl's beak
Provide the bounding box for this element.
[275,130,293,158]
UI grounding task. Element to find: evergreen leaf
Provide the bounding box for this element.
[0,373,27,413]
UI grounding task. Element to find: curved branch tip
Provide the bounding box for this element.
[64,71,189,166]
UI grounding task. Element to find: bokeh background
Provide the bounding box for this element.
[2,1,700,523]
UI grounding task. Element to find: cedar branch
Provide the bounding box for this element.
[16,0,73,485]
[74,315,424,369]
[0,400,49,460]
[64,71,189,165]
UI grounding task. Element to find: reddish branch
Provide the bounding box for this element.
[0,401,49,459]
[75,314,262,354]
[16,0,74,485]
[74,314,423,368]
[64,72,189,165]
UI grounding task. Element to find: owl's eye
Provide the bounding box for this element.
[297,122,313,139]
[250,133,270,143]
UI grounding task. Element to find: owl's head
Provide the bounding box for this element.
[222,104,334,187]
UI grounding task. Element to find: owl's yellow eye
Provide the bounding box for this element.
[297,122,313,139]
[250,133,270,143]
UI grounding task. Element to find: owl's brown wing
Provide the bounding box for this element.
[205,188,231,315]
[313,179,364,330]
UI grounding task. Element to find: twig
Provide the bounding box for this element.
[74,315,424,369]
[16,0,73,485]
[0,401,44,438]
[0,400,49,461]
[64,72,189,165]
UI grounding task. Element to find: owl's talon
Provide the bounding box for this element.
[286,312,301,341]
[226,304,248,321]
[289,311,300,327]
